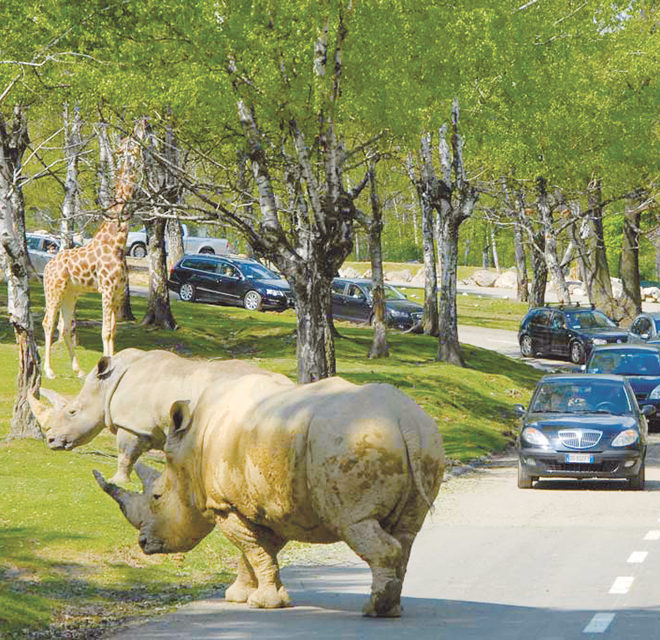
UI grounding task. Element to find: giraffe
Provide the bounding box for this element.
[41,122,146,379]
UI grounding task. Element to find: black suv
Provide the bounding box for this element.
[518,304,628,364]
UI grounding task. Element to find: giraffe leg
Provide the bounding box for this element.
[102,303,117,357]
[60,292,84,378]
[42,304,60,380]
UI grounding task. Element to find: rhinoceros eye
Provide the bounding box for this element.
[152,493,162,501]
[67,408,77,417]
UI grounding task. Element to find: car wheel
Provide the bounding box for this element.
[520,334,535,357]
[243,290,262,311]
[131,243,147,258]
[628,463,645,491]
[199,247,214,254]
[517,461,534,489]
[569,341,585,364]
[179,283,196,302]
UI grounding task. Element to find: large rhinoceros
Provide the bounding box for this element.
[28,348,287,484]
[94,373,445,617]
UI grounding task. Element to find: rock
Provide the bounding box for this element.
[472,269,498,287]
[493,270,517,288]
[384,269,413,283]
[338,266,361,278]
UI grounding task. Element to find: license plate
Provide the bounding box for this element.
[565,453,594,463]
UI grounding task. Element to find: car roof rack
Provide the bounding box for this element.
[545,301,596,310]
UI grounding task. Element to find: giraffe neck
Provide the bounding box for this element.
[91,219,129,250]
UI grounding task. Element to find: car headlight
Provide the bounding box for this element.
[592,338,607,345]
[389,308,409,318]
[648,385,660,400]
[611,429,640,447]
[521,427,550,447]
[265,289,284,297]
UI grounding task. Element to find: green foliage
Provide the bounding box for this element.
[0,280,539,636]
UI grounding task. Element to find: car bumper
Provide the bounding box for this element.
[519,448,645,480]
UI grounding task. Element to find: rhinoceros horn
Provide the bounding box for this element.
[27,388,65,430]
[93,469,151,530]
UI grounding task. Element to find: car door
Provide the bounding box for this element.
[343,283,371,322]
[528,310,553,356]
[214,260,243,305]
[331,280,349,319]
[550,311,570,355]
[186,258,223,301]
[630,316,652,342]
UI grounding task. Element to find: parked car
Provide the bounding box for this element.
[518,303,628,364]
[26,232,83,276]
[127,223,230,258]
[331,278,423,331]
[584,344,660,428]
[514,373,651,490]
[167,254,294,311]
[628,312,660,343]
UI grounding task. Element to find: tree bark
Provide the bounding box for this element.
[507,181,529,303]
[141,218,178,329]
[537,176,571,304]
[620,196,643,318]
[365,164,388,359]
[61,104,83,248]
[0,106,42,439]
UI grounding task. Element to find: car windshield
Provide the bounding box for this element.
[588,350,660,376]
[530,380,632,415]
[565,310,616,329]
[355,283,408,301]
[240,263,281,280]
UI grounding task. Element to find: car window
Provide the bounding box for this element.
[533,310,552,327]
[632,317,651,336]
[331,281,347,295]
[185,259,216,272]
[346,284,366,299]
[530,380,632,414]
[551,312,565,329]
[27,236,42,250]
[217,263,239,278]
[653,318,660,334]
[565,310,615,329]
[588,350,660,376]
[240,262,280,280]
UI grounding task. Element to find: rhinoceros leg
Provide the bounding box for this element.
[110,430,152,485]
[218,511,290,609]
[342,519,403,618]
[224,552,258,603]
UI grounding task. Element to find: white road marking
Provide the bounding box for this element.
[609,576,634,594]
[583,613,616,634]
[627,551,648,563]
[644,530,660,540]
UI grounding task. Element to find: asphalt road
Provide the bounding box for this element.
[106,439,660,640]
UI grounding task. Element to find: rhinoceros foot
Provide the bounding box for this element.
[246,585,291,609]
[225,581,256,603]
[362,578,402,618]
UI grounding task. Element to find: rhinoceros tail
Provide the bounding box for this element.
[398,418,435,512]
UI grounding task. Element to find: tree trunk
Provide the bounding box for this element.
[537,176,571,304]
[438,217,465,365]
[490,224,500,273]
[620,197,643,318]
[366,165,388,359]
[141,218,178,329]
[61,104,83,249]
[510,184,530,302]
[166,219,184,269]
[0,107,42,439]
[529,227,548,307]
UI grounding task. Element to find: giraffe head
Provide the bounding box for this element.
[113,120,148,221]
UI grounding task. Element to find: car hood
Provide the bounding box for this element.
[623,375,660,394]
[384,299,423,313]
[253,277,291,291]
[527,414,640,433]
[578,327,629,341]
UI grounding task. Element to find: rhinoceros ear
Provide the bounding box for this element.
[96,356,114,380]
[169,400,192,437]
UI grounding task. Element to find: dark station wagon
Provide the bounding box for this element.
[168,254,294,312]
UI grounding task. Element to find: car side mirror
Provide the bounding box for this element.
[513,404,526,417]
[641,333,650,340]
[642,404,655,417]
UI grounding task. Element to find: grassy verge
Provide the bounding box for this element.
[0,282,540,638]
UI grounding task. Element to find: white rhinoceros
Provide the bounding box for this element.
[94,373,445,618]
[28,348,288,484]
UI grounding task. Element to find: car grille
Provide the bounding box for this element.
[558,429,602,449]
[635,392,647,402]
[607,337,627,344]
[539,459,620,474]
[411,312,422,322]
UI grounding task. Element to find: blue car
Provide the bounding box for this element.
[584,344,660,429]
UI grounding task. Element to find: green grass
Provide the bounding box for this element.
[0,281,541,638]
